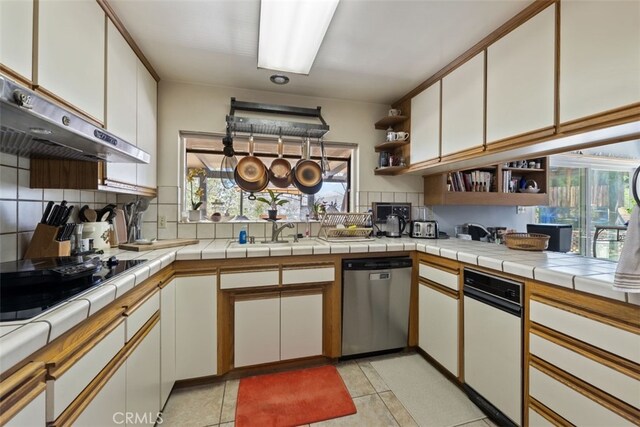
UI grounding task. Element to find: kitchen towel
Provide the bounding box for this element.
[614,205,640,292]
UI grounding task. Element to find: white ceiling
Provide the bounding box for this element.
[109,0,530,104]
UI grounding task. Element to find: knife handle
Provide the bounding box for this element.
[42,201,54,224]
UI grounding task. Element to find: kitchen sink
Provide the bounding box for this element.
[227,238,327,248]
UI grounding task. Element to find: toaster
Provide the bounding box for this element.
[411,220,439,239]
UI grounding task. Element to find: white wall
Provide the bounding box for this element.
[432,205,536,236]
[157,80,423,195]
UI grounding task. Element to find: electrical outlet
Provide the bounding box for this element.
[516,206,526,215]
[158,215,167,229]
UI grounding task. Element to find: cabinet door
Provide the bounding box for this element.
[0,0,33,80]
[487,6,555,143]
[560,1,640,123]
[410,82,440,163]
[160,280,176,408]
[5,390,45,427]
[126,322,160,427]
[104,20,137,186]
[74,364,126,427]
[280,291,323,360]
[418,284,458,376]
[175,275,217,379]
[38,0,105,122]
[441,53,484,157]
[234,295,280,367]
[136,61,157,189]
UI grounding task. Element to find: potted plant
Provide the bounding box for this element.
[256,189,289,220]
[187,168,206,221]
[310,199,326,220]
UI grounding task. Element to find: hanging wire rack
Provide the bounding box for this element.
[317,213,373,242]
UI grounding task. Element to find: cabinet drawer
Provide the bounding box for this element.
[530,300,639,364]
[528,406,555,427]
[530,332,640,408]
[47,322,125,421]
[220,268,279,289]
[419,264,458,291]
[529,365,635,426]
[5,390,45,427]
[125,291,159,341]
[282,265,334,285]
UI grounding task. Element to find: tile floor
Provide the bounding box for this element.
[160,352,498,427]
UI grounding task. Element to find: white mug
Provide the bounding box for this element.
[394,132,409,141]
[388,108,401,116]
[386,132,395,142]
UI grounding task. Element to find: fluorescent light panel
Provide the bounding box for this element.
[258,0,340,75]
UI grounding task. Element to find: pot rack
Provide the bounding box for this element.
[226,97,330,139]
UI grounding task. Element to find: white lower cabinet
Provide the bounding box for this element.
[74,364,126,427]
[418,283,459,376]
[175,275,217,379]
[160,279,176,408]
[126,322,161,427]
[5,390,45,427]
[234,290,323,368]
[280,292,323,360]
[235,295,281,367]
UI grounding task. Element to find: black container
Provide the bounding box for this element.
[527,223,572,252]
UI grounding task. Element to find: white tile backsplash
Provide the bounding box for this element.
[17,169,43,200]
[18,201,42,232]
[0,201,17,233]
[0,234,17,261]
[0,153,18,167]
[0,166,17,199]
[43,189,64,202]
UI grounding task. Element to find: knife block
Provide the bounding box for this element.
[24,224,71,259]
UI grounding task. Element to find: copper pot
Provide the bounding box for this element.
[292,138,322,195]
[234,167,268,200]
[269,139,292,188]
[235,137,267,183]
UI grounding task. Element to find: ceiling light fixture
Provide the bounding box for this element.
[270,74,290,85]
[258,0,340,75]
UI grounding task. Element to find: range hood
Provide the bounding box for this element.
[0,76,150,163]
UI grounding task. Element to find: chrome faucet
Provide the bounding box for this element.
[267,220,295,242]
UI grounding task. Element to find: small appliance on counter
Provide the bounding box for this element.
[467,223,492,242]
[385,214,407,238]
[527,223,572,252]
[411,220,439,239]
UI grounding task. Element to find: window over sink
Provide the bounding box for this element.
[182,133,353,221]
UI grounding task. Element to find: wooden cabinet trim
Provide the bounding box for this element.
[485,126,556,151]
[233,291,281,303]
[531,323,640,380]
[280,288,324,298]
[95,0,159,82]
[419,279,459,300]
[530,356,640,424]
[417,254,460,273]
[529,397,573,427]
[281,262,335,270]
[219,265,280,275]
[558,103,640,134]
[0,373,46,426]
[122,287,159,317]
[50,312,159,427]
[0,361,45,398]
[0,65,31,87]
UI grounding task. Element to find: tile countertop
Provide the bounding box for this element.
[0,237,636,375]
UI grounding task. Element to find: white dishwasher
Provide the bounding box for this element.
[463,268,523,427]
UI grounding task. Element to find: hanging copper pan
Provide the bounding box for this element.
[269,138,292,188]
[292,138,323,195]
[234,166,268,200]
[235,136,267,183]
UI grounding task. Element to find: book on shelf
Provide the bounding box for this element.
[448,170,494,192]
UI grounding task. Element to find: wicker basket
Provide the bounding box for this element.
[504,233,550,251]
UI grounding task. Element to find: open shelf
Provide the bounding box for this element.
[374,115,408,130]
[424,157,549,206]
[374,166,408,175]
[374,140,410,152]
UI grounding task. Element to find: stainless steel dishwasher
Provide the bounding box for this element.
[341,257,412,357]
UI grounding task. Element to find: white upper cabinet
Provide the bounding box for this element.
[0,0,33,80]
[411,82,440,163]
[38,0,105,122]
[441,53,484,157]
[560,1,640,123]
[487,6,555,143]
[104,20,137,185]
[136,60,157,189]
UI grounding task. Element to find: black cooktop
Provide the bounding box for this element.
[0,256,147,322]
